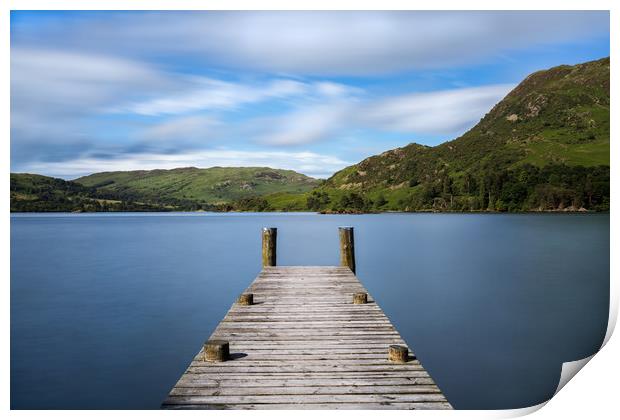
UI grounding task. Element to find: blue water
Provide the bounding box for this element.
[10,213,609,409]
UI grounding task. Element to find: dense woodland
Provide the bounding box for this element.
[308,164,609,213]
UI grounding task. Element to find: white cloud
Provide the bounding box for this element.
[246,84,513,146]
[156,83,511,146]
[140,115,220,143]
[20,150,350,180]
[120,78,361,116]
[360,84,515,134]
[314,82,362,98]
[123,78,310,116]
[253,102,355,146]
[10,46,359,125]
[13,11,609,76]
[10,45,361,164]
[10,48,180,160]
[11,48,171,112]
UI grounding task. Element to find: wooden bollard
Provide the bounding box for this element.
[339,226,356,274]
[237,293,254,305]
[203,340,229,362]
[262,227,277,267]
[388,345,409,363]
[353,292,367,304]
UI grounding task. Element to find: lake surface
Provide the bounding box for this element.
[10,212,609,409]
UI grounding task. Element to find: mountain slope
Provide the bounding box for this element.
[74,166,318,206]
[305,57,609,212]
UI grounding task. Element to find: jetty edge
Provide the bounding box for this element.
[162,227,452,410]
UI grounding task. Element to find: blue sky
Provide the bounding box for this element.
[10,11,609,179]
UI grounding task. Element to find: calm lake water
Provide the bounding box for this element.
[10,212,609,409]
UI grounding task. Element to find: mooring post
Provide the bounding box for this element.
[237,293,254,305]
[339,226,356,273]
[262,227,277,267]
[388,345,409,363]
[353,292,367,304]
[203,340,229,362]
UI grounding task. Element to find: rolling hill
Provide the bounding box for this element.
[11,167,319,212]
[74,167,318,206]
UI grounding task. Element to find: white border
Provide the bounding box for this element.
[3,1,617,419]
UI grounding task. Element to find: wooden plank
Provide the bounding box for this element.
[163,402,452,410]
[177,372,434,380]
[163,394,449,406]
[224,343,407,349]
[174,377,436,387]
[192,354,406,361]
[188,360,421,367]
[177,373,433,380]
[169,385,441,396]
[185,366,427,374]
[227,305,384,311]
[163,266,451,410]
[214,322,396,328]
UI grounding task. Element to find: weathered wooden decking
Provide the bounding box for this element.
[163,266,451,410]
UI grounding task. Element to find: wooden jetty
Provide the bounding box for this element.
[162,227,451,410]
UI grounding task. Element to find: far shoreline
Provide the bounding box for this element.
[9,209,607,215]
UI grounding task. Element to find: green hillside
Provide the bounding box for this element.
[12,167,318,212]
[287,57,610,213]
[10,173,168,212]
[74,167,318,207]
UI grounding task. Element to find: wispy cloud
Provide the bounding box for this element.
[122,78,310,116]
[10,45,360,166]
[140,115,220,143]
[360,84,515,134]
[13,11,609,76]
[11,48,171,113]
[10,48,175,159]
[243,84,514,146]
[8,45,519,166]
[251,102,356,146]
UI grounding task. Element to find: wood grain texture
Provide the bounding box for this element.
[261,228,277,267]
[338,227,356,273]
[162,266,451,410]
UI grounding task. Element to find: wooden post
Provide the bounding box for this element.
[262,227,277,267]
[237,293,254,305]
[203,340,229,362]
[388,345,409,363]
[339,227,356,273]
[353,292,367,304]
